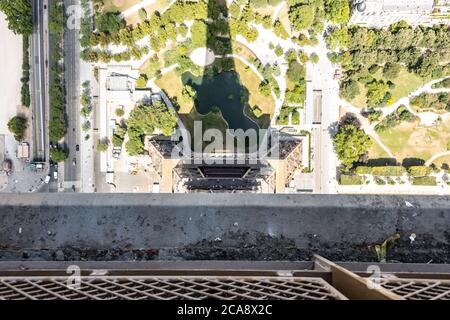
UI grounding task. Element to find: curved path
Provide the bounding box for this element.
[340,103,396,159]
[342,76,450,163]
[425,151,450,166]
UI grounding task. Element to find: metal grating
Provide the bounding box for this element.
[0,276,347,300]
[380,278,450,300]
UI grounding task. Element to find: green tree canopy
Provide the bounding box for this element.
[125,100,177,156]
[324,0,350,24]
[96,141,109,152]
[50,147,68,163]
[7,116,27,141]
[0,0,33,35]
[286,61,306,83]
[288,4,315,31]
[333,123,372,170]
[382,62,401,80]
[95,11,125,34]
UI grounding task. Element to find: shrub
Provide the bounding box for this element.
[431,78,450,89]
[371,166,406,176]
[355,166,372,175]
[252,106,263,118]
[274,46,283,57]
[136,75,147,88]
[407,166,431,177]
[412,176,437,186]
[340,174,364,185]
[96,141,109,152]
[115,108,125,117]
[374,177,386,185]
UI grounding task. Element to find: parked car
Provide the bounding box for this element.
[76,145,79,152]
[44,175,51,184]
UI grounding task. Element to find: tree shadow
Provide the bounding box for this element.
[402,157,426,167]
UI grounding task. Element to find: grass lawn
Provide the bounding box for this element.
[155,70,187,110]
[139,53,163,79]
[124,0,171,25]
[348,67,425,108]
[102,0,141,12]
[377,119,450,162]
[432,154,450,168]
[234,59,275,118]
[368,137,390,159]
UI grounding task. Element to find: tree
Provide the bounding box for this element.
[326,26,350,49]
[96,140,109,152]
[366,80,389,106]
[136,75,147,88]
[95,11,125,34]
[138,8,147,22]
[286,61,306,83]
[115,108,125,117]
[340,79,360,100]
[333,123,372,170]
[112,134,124,147]
[289,4,315,31]
[0,0,33,35]
[7,116,27,141]
[180,85,197,106]
[310,53,319,64]
[324,0,350,24]
[125,101,177,156]
[274,46,284,57]
[191,20,208,48]
[50,147,68,163]
[382,62,401,80]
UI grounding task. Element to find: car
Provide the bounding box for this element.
[53,171,58,180]
[76,145,79,152]
[73,158,76,166]
[44,175,51,184]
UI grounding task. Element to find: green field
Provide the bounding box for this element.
[377,119,450,162]
[102,0,141,12]
[349,68,425,108]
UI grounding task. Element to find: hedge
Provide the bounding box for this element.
[371,166,406,176]
[355,166,372,175]
[407,166,431,177]
[340,175,364,185]
[412,176,437,186]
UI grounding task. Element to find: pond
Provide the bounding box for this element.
[182,71,259,132]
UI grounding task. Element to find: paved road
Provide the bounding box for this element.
[63,0,81,191]
[31,0,47,162]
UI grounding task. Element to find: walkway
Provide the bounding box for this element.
[425,151,450,166]
[121,0,156,18]
[342,76,450,164]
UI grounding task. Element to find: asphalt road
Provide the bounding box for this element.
[63,0,81,191]
[31,0,47,162]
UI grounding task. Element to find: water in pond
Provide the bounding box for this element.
[182,71,259,132]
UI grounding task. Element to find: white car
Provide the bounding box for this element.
[53,171,58,180]
[44,175,51,184]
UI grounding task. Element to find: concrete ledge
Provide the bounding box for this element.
[0,194,449,262]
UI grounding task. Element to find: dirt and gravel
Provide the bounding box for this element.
[0,194,449,263]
